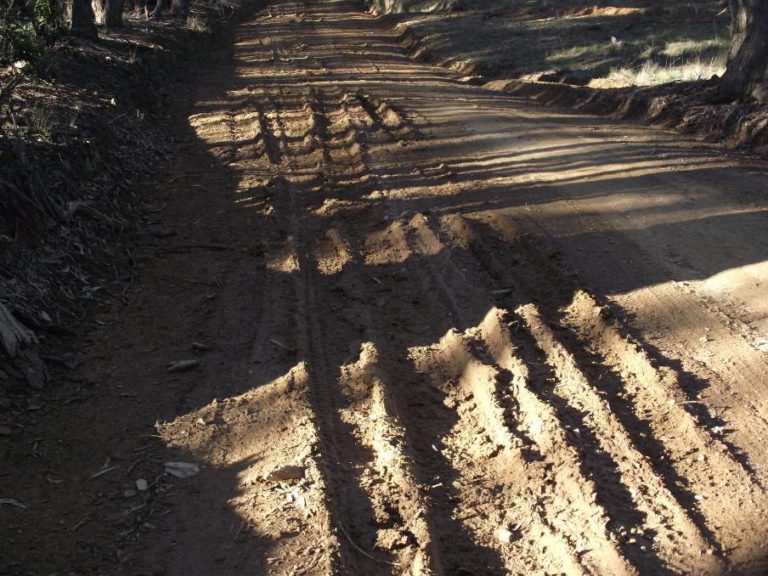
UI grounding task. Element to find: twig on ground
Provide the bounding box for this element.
[337,522,400,566]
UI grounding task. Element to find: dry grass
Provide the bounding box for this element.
[186,12,211,33]
[661,38,729,58]
[591,55,727,88]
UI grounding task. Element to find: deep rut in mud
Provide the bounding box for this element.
[4,0,768,575]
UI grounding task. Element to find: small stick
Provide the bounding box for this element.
[71,515,91,532]
[233,519,249,541]
[91,465,120,479]
[269,338,295,351]
[106,111,128,125]
[337,523,400,566]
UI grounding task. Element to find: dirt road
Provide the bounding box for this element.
[4,1,768,574]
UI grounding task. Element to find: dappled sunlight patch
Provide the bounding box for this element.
[524,195,768,237]
[313,228,353,275]
[265,235,301,273]
[591,58,727,89]
[363,219,412,265]
[565,6,645,18]
[156,362,337,572]
[158,362,309,462]
[662,38,729,59]
[313,197,360,216]
[692,260,768,344]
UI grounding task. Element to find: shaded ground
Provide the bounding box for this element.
[388,0,768,151]
[3,0,768,574]
[388,0,729,83]
[0,0,240,343]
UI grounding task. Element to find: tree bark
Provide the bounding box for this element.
[170,0,188,18]
[150,0,187,19]
[368,0,403,14]
[150,0,188,19]
[69,0,98,38]
[132,0,148,17]
[717,0,768,102]
[0,303,37,358]
[92,0,126,27]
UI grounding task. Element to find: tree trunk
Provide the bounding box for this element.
[369,0,403,14]
[132,0,148,18]
[150,0,168,19]
[170,0,188,17]
[69,0,98,38]
[92,0,126,27]
[717,0,768,102]
[150,0,187,19]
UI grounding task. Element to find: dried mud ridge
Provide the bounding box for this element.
[5,0,768,575]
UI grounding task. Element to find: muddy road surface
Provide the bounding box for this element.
[4,1,768,574]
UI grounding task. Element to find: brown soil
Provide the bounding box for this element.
[486,79,768,153]
[389,0,768,153]
[0,3,239,346]
[3,0,768,574]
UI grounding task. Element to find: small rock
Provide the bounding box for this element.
[136,479,149,491]
[167,359,200,373]
[497,528,513,544]
[267,465,306,482]
[124,489,137,498]
[164,461,200,478]
[376,528,413,550]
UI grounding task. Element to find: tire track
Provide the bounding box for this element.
[339,341,443,574]
[412,328,635,575]
[476,308,646,576]
[450,212,768,571]
[301,85,514,572]
[561,290,768,568]
[272,83,455,574]
[518,303,724,574]
[266,87,387,573]
[427,212,742,573]
[403,214,650,574]
[357,93,418,143]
